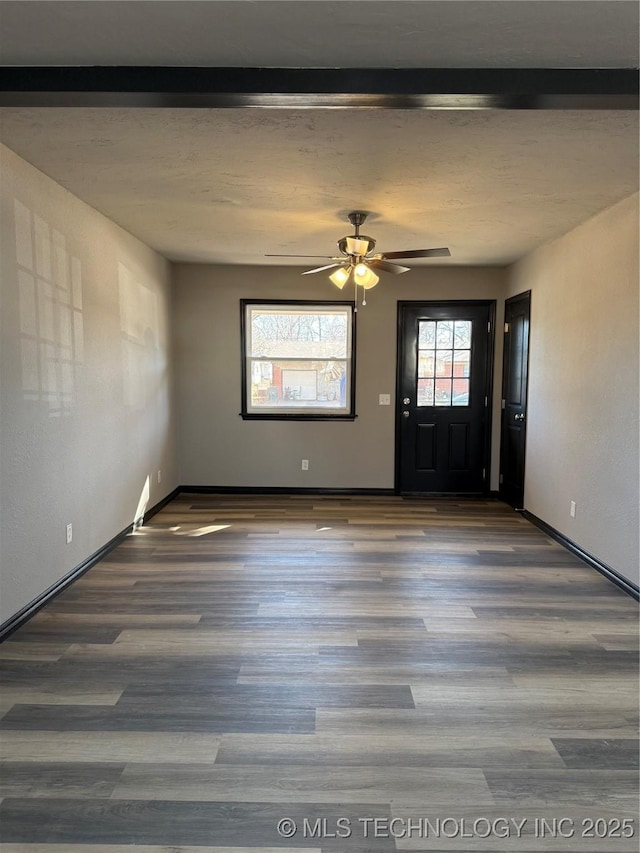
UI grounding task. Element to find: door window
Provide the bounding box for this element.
[417,319,472,406]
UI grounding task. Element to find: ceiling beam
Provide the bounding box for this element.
[0,67,637,109]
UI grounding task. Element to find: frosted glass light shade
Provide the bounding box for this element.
[346,236,371,256]
[354,263,379,289]
[329,266,351,288]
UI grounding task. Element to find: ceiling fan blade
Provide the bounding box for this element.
[369,258,410,275]
[265,254,335,258]
[380,248,451,260]
[302,263,342,275]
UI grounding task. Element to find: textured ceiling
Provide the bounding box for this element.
[0,1,638,266]
[1,108,636,265]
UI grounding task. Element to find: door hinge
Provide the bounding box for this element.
[484,396,488,407]
[499,473,504,484]
[487,321,491,333]
[482,468,486,479]
[501,398,506,409]
[504,322,510,333]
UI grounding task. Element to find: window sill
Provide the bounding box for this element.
[239,413,357,422]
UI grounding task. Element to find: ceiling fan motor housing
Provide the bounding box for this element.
[347,211,368,229]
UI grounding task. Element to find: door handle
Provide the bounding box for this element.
[514,413,526,422]
[402,410,410,418]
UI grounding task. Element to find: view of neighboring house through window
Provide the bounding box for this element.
[241,301,355,418]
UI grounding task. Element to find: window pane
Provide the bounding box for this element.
[453,349,470,377]
[452,378,470,406]
[418,351,435,378]
[454,320,472,348]
[436,320,454,348]
[417,378,434,406]
[419,320,436,348]
[435,350,453,377]
[249,359,348,408]
[250,309,349,358]
[435,378,452,406]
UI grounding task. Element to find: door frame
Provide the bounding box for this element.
[394,299,496,495]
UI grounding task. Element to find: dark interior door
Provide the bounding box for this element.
[500,291,531,508]
[397,301,493,494]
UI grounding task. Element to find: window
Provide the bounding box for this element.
[241,301,356,419]
[417,319,472,406]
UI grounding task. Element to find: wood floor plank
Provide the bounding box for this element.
[0,704,317,735]
[0,763,125,798]
[551,738,639,769]
[237,662,513,686]
[113,627,359,647]
[215,733,565,769]
[0,644,71,662]
[483,768,639,809]
[0,799,396,850]
[410,683,639,709]
[0,732,222,764]
[116,682,415,710]
[0,688,125,708]
[111,763,493,805]
[28,613,203,628]
[315,707,638,738]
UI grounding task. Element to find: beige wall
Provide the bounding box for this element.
[172,263,508,490]
[508,193,639,586]
[0,145,178,623]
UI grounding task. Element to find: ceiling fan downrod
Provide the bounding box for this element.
[347,211,367,236]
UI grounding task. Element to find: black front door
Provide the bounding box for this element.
[397,301,494,494]
[500,291,531,508]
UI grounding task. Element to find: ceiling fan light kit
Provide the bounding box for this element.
[267,211,451,307]
[354,263,379,289]
[328,266,351,289]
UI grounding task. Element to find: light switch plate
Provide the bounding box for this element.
[379,394,391,406]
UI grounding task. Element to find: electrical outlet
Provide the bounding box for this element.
[570,500,576,518]
[66,523,73,544]
[157,469,162,484]
[301,459,309,470]
[379,393,391,406]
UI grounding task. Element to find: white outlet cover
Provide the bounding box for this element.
[379,394,391,405]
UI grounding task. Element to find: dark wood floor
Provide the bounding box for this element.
[0,494,638,852]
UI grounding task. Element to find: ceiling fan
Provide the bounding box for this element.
[266,211,451,300]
